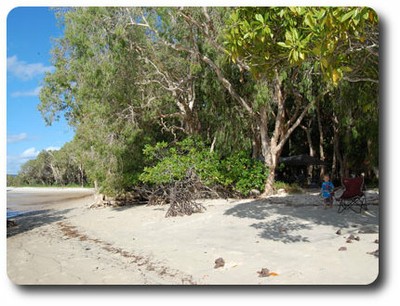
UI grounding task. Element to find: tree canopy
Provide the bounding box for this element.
[11,7,379,204]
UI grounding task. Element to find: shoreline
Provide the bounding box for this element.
[7,189,379,285]
[7,186,95,193]
[7,187,95,214]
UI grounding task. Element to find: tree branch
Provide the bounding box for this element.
[343,76,379,84]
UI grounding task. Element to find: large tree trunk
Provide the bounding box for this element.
[260,71,315,196]
[79,163,84,187]
[262,71,286,196]
[301,118,316,185]
[251,121,262,159]
[332,114,344,181]
[316,101,326,177]
[263,140,282,196]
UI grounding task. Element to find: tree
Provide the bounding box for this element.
[18,151,53,185]
[223,7,378,193]
[125,7,204,137]
[35,7,378,200]
[39,8,161,195]
[39,7,257,196]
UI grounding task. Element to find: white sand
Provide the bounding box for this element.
[7,188,379,285]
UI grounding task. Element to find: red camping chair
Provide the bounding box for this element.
[335,176,367,213]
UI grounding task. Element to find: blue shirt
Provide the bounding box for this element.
[321,181,334,198]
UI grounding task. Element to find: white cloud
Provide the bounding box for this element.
[7,147,40,174]
[7,146,61,174]
[20,147,40,159]
[45,146,60,151]
[11,86,42,97]
[7,133,28,143]
[7,55,53,81]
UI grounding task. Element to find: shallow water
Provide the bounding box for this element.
[7,210,28,219]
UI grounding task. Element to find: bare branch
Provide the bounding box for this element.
[277,102,314,153]
[199,53,254,115]
[343,76,379,84]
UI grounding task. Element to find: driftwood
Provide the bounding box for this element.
[144,169,245,217]
[146,170,209,217]
[90,169,239,217]
[164,179,206,217]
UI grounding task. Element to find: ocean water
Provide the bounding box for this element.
[7,210,27,219]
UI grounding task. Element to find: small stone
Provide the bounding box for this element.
[336,229,342,235]
[338,246,347,251]
[257,268,279,277]
[367,249,379,257]
[346,239,353,243]
[374,239,379,244]
[250,189,261,197]
[214,257,225,269]
[277,188,286,195]
[257,268,270,277]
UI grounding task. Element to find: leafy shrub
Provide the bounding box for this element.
[139,138,220,186]
[139,138,269,197]
[219,151,268,196]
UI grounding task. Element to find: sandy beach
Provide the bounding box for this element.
[7,187,379,285]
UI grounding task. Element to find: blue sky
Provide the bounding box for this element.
[6,7,74,174]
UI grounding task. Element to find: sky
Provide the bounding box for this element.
[6,7,75,175]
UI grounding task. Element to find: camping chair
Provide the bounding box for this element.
[335,176,367,213]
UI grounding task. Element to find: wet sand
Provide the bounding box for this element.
[7,187,95,212]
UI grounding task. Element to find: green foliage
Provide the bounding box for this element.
[7,175,20,187]
[140,138,220,186]
[333,81,379,174]
[140,139,268,196]
[29,7,379,197]
[219,151,269,196]
[38,7,163,196]
[224,7,378,85]
[14,145,88,187]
